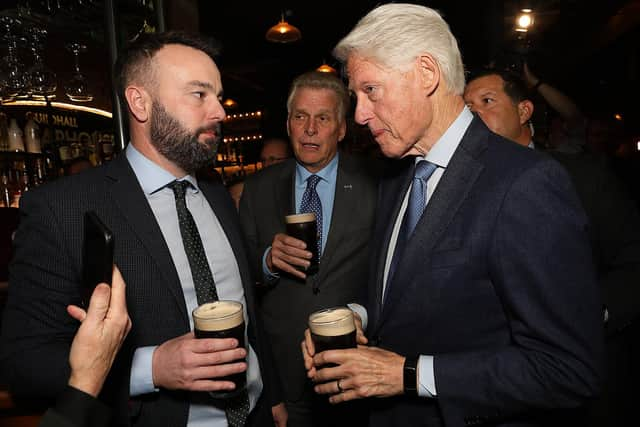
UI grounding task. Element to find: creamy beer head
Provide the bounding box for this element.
[285,212,316,224]
[192,301,244,332]
[308,307,355,337]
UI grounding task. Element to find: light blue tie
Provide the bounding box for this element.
[405,160,438,238]
[387,160,438,285]
[299,175,323,256]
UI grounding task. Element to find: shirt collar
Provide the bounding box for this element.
[125,143,199,195]
[295,152,339,186]
[418,106,473,168]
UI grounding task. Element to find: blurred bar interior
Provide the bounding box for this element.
[0,0,639,423]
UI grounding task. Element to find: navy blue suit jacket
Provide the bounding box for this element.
[367,118,603,427]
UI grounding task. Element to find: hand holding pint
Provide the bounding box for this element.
[192,300,247,398]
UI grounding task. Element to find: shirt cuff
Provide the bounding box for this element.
[418,355,436,397]
[347,303,368,331]
[54,384,111,427]
[130,346,159,396]
[262,246,280,283]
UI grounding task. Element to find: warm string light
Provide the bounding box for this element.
[223,134,263,143]
[224,111,262,121]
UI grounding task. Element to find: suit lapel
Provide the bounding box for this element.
[313,155,353,287]
[105,156,189,324]
[277,160,297,217]
[370,158,414,328]
[379,118,489,325]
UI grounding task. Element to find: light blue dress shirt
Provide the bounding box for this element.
[383,107,474,398]
[126,144,262,426]
[262,154,339,277]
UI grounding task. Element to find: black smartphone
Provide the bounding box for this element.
[82,211,114,298]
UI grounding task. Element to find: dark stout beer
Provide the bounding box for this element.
[192,301,246,398]
[285,212,319,275]
[309,307,356,354]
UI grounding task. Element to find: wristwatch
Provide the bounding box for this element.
[403,357,418,396]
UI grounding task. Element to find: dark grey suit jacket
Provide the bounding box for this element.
[239,154,378,401]
[367,118,603,427]
[1,154,276,426]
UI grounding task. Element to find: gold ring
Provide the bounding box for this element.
[337,379,344,393]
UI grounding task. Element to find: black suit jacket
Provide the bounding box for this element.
[544,150,640,425]
[239,154,378,401]
[367,118,603,427]
[1,154,277,426]
[38,386,111,427]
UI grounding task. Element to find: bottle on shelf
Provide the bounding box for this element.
[58,139,72,165]
[32,158,46,187]
[100,135,114,162]
[1,173,11,208]
[41,127,60,179]
[24,113,42,154]
[0,113,9,152]
[86,136,101,166]
[8,118,25,152]
[70,140,84,159]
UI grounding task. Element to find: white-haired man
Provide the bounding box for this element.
[303,4,602,427]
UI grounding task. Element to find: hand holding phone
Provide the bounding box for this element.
[82,211,114,296]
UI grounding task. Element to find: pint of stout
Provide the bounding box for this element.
[192,300,246,398]
[285,212,319,275]
[308,307,357,354]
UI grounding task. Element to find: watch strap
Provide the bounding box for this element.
[403,356,418,395]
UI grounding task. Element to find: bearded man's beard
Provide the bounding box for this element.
[150,101,220,173]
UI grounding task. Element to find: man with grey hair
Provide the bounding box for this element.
[303,4,602,427]
[240,71,377,426]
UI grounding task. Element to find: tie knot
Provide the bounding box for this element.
[306,175,321,189]
[414,160,437,182]
[167,180,191,199]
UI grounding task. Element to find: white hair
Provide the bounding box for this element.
[333,3,466,95]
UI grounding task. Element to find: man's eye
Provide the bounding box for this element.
[483,97,494,104]
[193,92,204,99]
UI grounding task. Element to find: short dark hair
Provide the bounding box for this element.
[468,68,531,105]
[113,31,221,98]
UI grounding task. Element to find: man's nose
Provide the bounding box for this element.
[208,98,226,121]
[354,102,372,125]
[305,119,317,136]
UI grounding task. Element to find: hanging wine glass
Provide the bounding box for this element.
[0,69,12,104]
[27,27,57,100]
[0,17,28,99]
[64,42,93,102]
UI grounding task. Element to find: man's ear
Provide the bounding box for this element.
[517,100,534,125]
[124,85,151,123]
[416,54,440,96]
[338,119,346,142]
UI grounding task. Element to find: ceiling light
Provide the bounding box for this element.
[316,62,337,74]
[516,11,534,32]
[266,13,301,43]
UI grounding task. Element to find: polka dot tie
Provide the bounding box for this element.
[299,174,323,257]
[388,160,438,284]
[167,180,249,427]
[167,180,218,305]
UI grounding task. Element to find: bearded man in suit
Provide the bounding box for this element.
[1,31,285,427]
